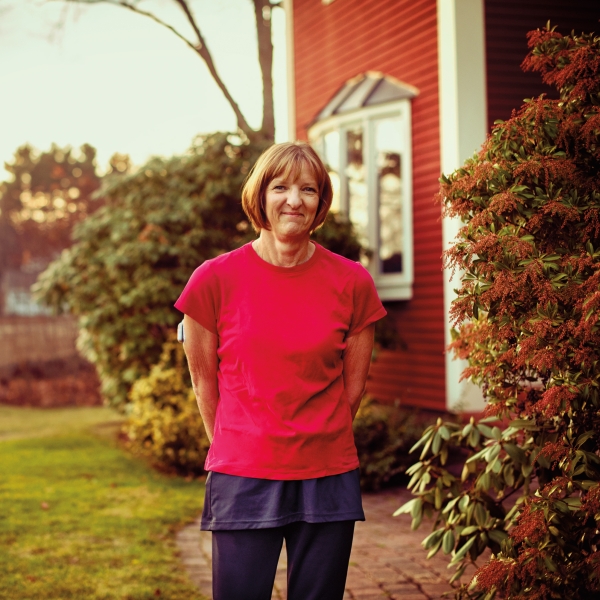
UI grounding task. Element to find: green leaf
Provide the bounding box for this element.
[504,465,515,487]
[426,538,443,559]
[504,443,525,464]
[522,463,534,478]
[422,529,445,549]
[461,525,480,536]
[409,428,434,454]
[477,471,491,491]
[467,447,488,464]
[477,424,494,438]
[475,502,489,527]
[461,463,470,482]
[509,419,538,430]
[406,461,423,476]
[469,427,481,447]
[488,529,508,544]
[575,430,595,448]
[411,498,423,519]
[544,555,557,572]
[442,529,455,554]
[491,457,502,474]
[563,497,582,509]
[393,498,418,517]
[443,496,460,515]
[411,510,423,531]
[420,435,434,460]
[450,535,477,566]
[486,444,502,463]
[449,564,467,584]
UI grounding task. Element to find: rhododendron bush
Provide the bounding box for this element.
[396,27,600,599]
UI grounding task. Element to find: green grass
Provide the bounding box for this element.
[0,406,207,599]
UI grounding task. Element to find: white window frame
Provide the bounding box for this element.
[309,100,414,300]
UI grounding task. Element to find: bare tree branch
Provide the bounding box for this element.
[171,0,254,136]
[50,0,255,137]
[252,0,275,140]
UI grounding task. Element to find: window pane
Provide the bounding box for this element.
[346,127,368,252]
[323,131,341,213]
[376,118,403,274]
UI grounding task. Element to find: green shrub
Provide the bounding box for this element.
[353,399,433,491]
[125,339,210,476]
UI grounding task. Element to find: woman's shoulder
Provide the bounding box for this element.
[197,243,251,273]
[314,243,371,278]
[183,244,251,291]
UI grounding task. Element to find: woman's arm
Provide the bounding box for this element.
[343,323,375,419]
[182,314,219,442]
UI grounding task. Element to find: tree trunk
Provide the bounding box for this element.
[252,0,275,142]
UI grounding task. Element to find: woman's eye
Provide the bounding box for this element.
[304,187,317,193]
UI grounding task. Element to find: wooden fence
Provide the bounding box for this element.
[0,315,101,407]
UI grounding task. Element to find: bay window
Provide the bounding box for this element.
[308,73,416,300]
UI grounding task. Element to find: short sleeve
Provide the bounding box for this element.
[347,265,387,337]
[174,261,219,334]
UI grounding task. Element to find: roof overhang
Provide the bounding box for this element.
[309,72,419,128]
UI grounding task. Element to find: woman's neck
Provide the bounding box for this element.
[253,231,315,267]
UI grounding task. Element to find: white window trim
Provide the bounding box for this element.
[309,100,414,300]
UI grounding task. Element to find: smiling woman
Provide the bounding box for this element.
[242,143,330,267]
[174,141,387,600]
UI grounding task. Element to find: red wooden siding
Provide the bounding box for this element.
[485,0,600,130]
[293,0,446,410]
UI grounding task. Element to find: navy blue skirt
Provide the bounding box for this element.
[201,468,365,531]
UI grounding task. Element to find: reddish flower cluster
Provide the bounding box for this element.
[510,504,548,545]
[473,558,512,591]
[523,28,600,103]
[537,442,570,468]
[528,386,576,418]
[482,401,505,418]
[585,552,600,580]
[582,484,600,516]
[475,549,558,600]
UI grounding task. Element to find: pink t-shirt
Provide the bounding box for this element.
[175,242,386,479]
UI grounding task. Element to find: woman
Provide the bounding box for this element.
[175,141,386,600]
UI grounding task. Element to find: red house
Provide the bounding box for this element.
[284,0,599,412]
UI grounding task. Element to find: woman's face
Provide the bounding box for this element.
[264,165,320,240]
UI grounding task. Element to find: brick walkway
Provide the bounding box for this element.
[176,488,476,599]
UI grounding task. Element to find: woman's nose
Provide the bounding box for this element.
[286,186,302,207]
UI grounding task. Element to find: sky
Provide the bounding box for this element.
[0,0,289,176]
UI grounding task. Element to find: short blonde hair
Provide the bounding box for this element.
[241,142,333,233]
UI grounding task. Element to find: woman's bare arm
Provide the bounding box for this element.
[343,323,375,419]
[182,314,219,442]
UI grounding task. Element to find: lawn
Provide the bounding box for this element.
[0,406,208,599]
